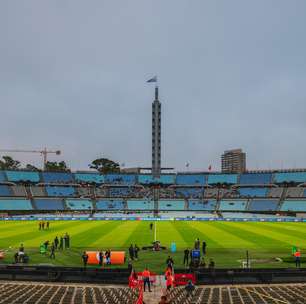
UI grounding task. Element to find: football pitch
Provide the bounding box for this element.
[0,221,305,273]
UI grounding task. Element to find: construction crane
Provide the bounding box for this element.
[0,148,61,170]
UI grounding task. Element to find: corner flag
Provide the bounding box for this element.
[147,76,157,83]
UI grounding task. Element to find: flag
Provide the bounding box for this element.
[147,76,157,83]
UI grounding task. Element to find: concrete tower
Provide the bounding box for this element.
[152,86,161,177]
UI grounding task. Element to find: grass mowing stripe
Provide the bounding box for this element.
[174,221,221,248]
[71,221,122,247]
[0,221,84,247]
[123,222,152,248]
[256,223,306,242]
[213,222,289,249]
[220,222,296,248]
[91,221,138,248]
[157,222,187,248]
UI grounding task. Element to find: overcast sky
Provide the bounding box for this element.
[1,0,306,172]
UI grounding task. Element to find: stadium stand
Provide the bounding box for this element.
[248,199,279,211]
[274,171,306,183]
[104,174,136,185]
[208,174,238,185]
[96,200,125,210]
[239,172,272,185]
[158,199,185,210]
[0,283,139,304]
[109,186,134,197]
[167,284,306,304]
[0,199,33,210]
[11,185,27,196]
[267,187,283,198]
[175,187,203,198]
[176,174,206,185]
[280,200,306,212]
[188,200,217,211]
[30,185,47,197]
[0,184,11,196]
[0,171,6,182]
[204,188,219,198]
[75,172,104,184]
[6,171,40,183]
[65,199,93,210]
[76,186,92,197]
[42,172,74,183]
[238,187,268,197]
[95,187,107,197]
[127,199,154,210]
[45,185,76,197]
[34,199,64,210]
[219,200,248,211]
[138,174,175,184]
[286,187,304,198]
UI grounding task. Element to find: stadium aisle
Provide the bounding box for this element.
[143,275,166,304]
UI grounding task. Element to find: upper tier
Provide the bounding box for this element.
[1,170,306,185]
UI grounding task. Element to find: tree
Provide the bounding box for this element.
[0,156,21,170]
[25,164,41,172]
[89,158,120,174]
[44,161,70,172]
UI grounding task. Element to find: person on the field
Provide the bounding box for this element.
[44,240,49,250]
[183,248,190,266]
[165,271,174,291]
[127,259,133,275]
[150,223,153,230]
[50,243,55,259]
[129,244,134,260]
[82,251,89,269]
[208,258,215,270]
[134,244,140,260]
[142,267,151,292]
[105,249,111,264]
[166,256,174,270]
[64,233,70,249]
[38,222,41,230]
[99,251,103,266]
[202,241,206,255]
[42,222,45,230]
[54,236,59,249]
[294,250,301,268]
[194,238,200,250]
[46,221,49,229]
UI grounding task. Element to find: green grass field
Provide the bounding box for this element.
[0,221,305,273]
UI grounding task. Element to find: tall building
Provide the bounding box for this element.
[152,86,161,177]
[221,149,246,173]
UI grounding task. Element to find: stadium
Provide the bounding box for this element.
[1,1,306,303]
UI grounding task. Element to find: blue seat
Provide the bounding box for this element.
[138,174,175,185]
[175,188,203,198]
[0,199,33,210]
[0,171,6,182]
[239,173,272,185]
[158,200,185,210]
[188,200,217,211]
[65,199,93,210]
[127,200,154,210]
[176,174,206,185]
[238,188,268,197]
[96,200,125,210]
[34,199,64,210]
[248,200,278,211]
[219,200,247,211]
[208,174,238,185]
[74,173,104,184]
[109,187,133,197]
[45,186,75,197]
[0,185,12,196]
[6,171,40,183]
[42,172,74,183]
[274,172,306,184]
[104,174,136,185]
[280,200,306,212]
